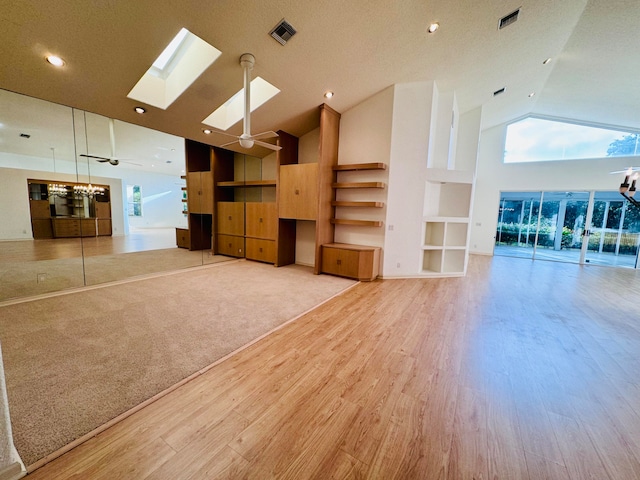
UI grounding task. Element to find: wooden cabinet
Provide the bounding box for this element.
[217,234,245,257]
[187,171,213,214]
[217,202,245,236]
[246,203,277,240]
[279,163,318,220]
[51,218,97,237]
[321,243,381,281]
[30,199,53,238]
[97,219,112,236]
[176,227,190,249]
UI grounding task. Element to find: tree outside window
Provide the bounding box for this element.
[127,185,142,217]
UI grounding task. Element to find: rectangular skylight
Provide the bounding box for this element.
[202,77,280,130]
[127,28,221,110]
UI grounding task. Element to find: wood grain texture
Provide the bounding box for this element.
[24,255,640,479]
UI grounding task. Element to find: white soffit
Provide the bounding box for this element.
[202,77,280,130]
[127,28,221,110]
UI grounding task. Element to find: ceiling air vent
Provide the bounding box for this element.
[493,87,506,96]
[270,19,297,45]
[498,8,520,29]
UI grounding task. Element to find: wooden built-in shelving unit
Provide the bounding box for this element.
[330,162,386,229]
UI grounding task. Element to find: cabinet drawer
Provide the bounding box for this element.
[52,218,81,237]
[246,202,277,239]
[245,238,276,264]
[217,234,245,257]
[217,202,245,235]
[321,243,381,281]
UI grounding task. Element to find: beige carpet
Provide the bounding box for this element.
[0,260,356,466]
[0,247,230,301]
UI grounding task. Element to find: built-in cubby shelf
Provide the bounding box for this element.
[420,168,474,277]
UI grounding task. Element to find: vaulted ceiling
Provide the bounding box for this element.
[0,0,638,155]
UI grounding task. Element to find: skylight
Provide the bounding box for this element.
[152,28,189,71]
[504,117,640,163]
[127,28,221,110]
[202,77,280,130]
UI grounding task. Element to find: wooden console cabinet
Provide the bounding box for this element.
[320,243,381,281]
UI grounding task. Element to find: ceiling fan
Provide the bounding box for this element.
[216,53,281,151]
[79,118,143,166]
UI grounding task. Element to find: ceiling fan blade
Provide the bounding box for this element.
[208,129,240,139]
[253,139,282,151]
[120,160,143,166]
[80,154,111,162]
[251,131,279,141]
[220,139,240,148]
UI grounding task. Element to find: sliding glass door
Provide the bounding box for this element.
[495,190,640,269]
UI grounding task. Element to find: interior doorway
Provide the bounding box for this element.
[495,191,640,269]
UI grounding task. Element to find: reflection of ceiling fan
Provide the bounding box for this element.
[216,53,281,152]
[79,118,143,166]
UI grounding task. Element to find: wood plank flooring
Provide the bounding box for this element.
[24,255,640,479]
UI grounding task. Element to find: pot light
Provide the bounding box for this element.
[203,129,212,134]
[427,22,439,34]
[134,106,146,114]
[46,55,65,67]
[543,58,552,65]
[528,92,536,98]
[324,91,334,99]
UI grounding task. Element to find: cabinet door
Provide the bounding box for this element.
[321,247,360,278]
[187,172,213,214]
[217,234,245,257]
[246,202,277,239]
[279,163,318,220]
[217,202,244,235]
[95,202,111,219]
[97,219,112,236]
[246,238,276,263]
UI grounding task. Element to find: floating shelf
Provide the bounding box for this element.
[331,201,384,208]
[332,182,385,189]
[330,218,383,227]
[332,163,387,171]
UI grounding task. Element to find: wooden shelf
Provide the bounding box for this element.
[331,201,384,208]
[332,162,387,171]
[245,179,276,187]
[330,218,383,227]
[217,180,277,187]
[332,182,385,189]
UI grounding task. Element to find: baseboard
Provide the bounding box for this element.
[0,462,26,480]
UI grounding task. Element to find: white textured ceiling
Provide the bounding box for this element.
[0,0,638,161]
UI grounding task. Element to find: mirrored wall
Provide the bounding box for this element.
[0,89,229,302]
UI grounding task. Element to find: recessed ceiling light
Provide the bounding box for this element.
[528,92,536,98]
[203,129,212,134]
[427,22,439,34]
[543,58,552,65]
[46,55,65,67]
[324,91,334,99]
[134,106,146,114]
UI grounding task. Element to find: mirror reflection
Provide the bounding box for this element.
[0,89,230,302]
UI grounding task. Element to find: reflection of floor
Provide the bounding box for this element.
[0,228,232,302]
[495,244,638,268]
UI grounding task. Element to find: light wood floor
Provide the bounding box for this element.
[25,255,640,479]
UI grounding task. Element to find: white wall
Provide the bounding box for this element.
[471,123,637,255]
[383,82,436,276]
[335,86,394,254]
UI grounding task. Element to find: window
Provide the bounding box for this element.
[127,185,142,217]
[504,117,640,163]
